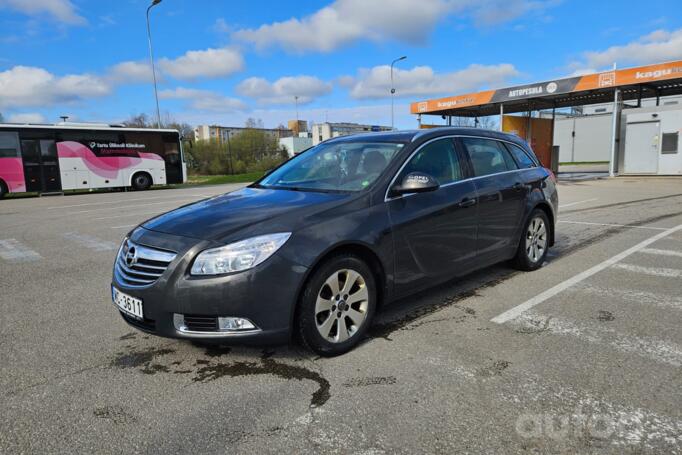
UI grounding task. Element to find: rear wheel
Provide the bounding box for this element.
[298,254,376,356]
[0,180,7,199]
[131,172,152,191]
[513,209,550,271]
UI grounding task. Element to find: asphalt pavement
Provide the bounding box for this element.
[1,177,682,454]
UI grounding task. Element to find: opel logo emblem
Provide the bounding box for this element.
[125,246,137,266]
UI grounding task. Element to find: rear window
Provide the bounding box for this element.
[461,138,518,177]
[505,143,537,168]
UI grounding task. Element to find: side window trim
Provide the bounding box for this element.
[503,142,538,168]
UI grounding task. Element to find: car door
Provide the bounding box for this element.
[387,137,479,294]
[459,137,526,262]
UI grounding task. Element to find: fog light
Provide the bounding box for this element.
[218,317,256,331]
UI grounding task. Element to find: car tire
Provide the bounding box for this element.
[513,209,550,271]
[132,173,152,191]
[297,253,377,356]
[0,180,6,199]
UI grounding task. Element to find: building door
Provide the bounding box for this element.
[21,139,62,192]
[624,122,660,174]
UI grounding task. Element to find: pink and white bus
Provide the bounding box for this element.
[0,123,187,198]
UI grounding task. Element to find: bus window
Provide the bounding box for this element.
[0,132,20,158]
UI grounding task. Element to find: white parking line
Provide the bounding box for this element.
[47,194,204,210]
[612,263,682,278]
[574,285,682,311]
[558,220,669,231]
[110,224,137,229]
[558,198,598,209]
[491,224,682,324]
[93,210,163,221]
[67,198,196,215]
[640,248,682,258]
[0,239,42,262]
[62,232,118,251]
[512,312,682,366]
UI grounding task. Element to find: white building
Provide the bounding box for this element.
[194,125,293,143]
[311,122,393,145]
[279,135,313,157]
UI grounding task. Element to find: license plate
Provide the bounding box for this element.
[112,287,144,320]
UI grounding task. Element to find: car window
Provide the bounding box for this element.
[0,132,20,158]
[505,143,537,168]
[462,138,518,177]
[400,138,463,185]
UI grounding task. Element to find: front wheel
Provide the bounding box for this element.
[513,209,550,271]
[0,181,6,199]
[297,254,377,356]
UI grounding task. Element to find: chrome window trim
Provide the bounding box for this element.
[384,134,535,202]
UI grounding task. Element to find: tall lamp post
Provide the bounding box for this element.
[146,0,163,128]
[390,55,407,130]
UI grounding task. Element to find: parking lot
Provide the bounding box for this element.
[1,177,682,454]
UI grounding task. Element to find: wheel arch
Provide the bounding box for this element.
[130,170,153,188]
[289,241,388,334]
[531,201,555,246]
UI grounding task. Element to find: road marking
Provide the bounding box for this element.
[0,239,42,262]
[62,232,118,251]
[640,248,682,258]
[559,198,598,209]
[612,263,682,278]
[93,210,164,221]
[573,285,682,311]
[512,312,682,366]
[491,224,682,324]
[558,220,669,231]
[67,197,196,215]
[47,194,204,210]
[110,224,137,229]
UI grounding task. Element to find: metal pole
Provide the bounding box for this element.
[226,132,234,175]
[609,88,620,177]
[295,96,299,123]
[499,104,504,132]
[390,56,406,130]
[146,0,162,129]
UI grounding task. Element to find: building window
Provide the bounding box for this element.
[594,108,607,113]
[661,132,679,154]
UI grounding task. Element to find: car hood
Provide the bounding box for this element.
[142,186,351,242]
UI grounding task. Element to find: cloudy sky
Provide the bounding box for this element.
[1,0,681,128]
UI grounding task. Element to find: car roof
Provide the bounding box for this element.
[323,127,528,148]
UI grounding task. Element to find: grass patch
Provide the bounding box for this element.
[182,172,263,186]
[559,161,609,165]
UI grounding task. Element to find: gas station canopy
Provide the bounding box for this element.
[410,60,682,118]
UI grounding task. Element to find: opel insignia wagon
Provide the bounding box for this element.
[112,128,558,356]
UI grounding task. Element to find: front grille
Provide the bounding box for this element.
[183,315,219,332]
[115,240,176,287]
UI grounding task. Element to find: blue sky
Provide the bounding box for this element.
[1,0,681,129]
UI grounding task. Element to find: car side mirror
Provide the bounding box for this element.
[391,172,439,196]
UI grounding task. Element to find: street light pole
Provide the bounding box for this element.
[146,0,163,129]
[390,56,407,130]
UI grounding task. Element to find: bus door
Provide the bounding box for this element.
[21,139,62,193]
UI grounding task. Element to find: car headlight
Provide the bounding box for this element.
[190,233,291,276]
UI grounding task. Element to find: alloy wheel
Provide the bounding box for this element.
[315,268,369,343]
[525,217,547,263]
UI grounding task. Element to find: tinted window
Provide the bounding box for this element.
[462,138,518,177]
[505,143,536,168]
[0,132,20,158]
[401,138,463,185]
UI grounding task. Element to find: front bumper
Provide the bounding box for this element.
[112,227,308,345]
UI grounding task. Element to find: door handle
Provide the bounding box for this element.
[458,197,477,208]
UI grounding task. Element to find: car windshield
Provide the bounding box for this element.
[257,141,405,192]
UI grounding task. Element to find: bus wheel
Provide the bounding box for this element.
[132,173,152,191]
[0,180,7,199]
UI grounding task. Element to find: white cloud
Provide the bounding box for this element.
[6,112,47,123]
[575,28,682,71]
[107,61,153,84]
[236,76,333,104]
[159,87,247,113]
[158,47,244,80]
[0,0,86,25]
[232,0,557,53]
[0,66,110,109]
[343,63,519,99]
